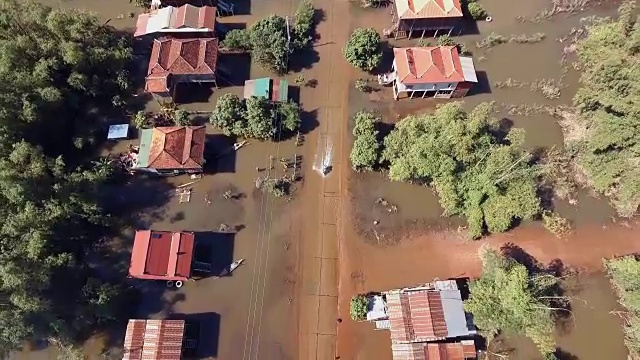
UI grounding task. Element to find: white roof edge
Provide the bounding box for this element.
[459,56,478,83]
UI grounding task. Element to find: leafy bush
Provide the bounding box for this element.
[476,32,508,48]
[222,29,251,51]
[264,178,291,197]
[354,79,371,92]
[383,103,541,239]
[436,34,456,46]
[542,211,571,238]
[604,256,640,358]
[173,109,191,126]
[210,93,246,137]
[343,28,382,72]
[350,294,368,321]
[465,248,558,354]
[133,111,150,129]
[467,1,487,20]
[350,111,380,171]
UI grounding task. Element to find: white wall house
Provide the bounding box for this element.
[387,46,477,99]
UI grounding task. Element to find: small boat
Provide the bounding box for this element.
[229,259,245,273]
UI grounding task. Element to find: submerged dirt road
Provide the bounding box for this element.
[294,0,351,359]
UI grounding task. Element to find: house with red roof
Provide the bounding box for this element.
[134,5,216,37]
[145,37,218,98]
[133,126,206,174]
[384,0,464,39]
[385,46,477,100]
[128,230,196,281]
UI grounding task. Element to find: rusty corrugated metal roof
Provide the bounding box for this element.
[387,290,448,343]
[123,319,185,360]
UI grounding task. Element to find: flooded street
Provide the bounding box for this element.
[14,0,638,359]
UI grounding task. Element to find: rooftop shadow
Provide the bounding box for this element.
[217,52,252,87]
[192,231,235,278]
[205,133,237,173]
[173,82,215,104]
[467,71,491,96]
[169,312,221,358]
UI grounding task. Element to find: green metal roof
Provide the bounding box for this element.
[254,77,271,99]
[276,79,289,102]
[135,128,153,168]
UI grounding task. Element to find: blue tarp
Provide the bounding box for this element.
[107,124,129,139]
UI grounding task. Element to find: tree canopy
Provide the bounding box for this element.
[382,103,541,238]
[210,94,302,140]
[0,0,132,152]
[343,28,382,72]
[465,247,559,355]
[604,256,640,358]
[0,0,132,355]
[570,1,640,216]
[350,110,380,171]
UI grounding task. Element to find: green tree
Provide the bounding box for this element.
[222,29,252,51]
[343,28,382,72]
[465,248,559,355]
[570,1,640,216]
[210,93,246,137]
[350,294,368,321]
[383,103,540,238]
[604,255,640,358]
[277,101,302,133]
[292,0,315,49]
[0,141,123,356]
[250,16,290,74]
[350,111,380,171]
[245,96,276,140]
[0,0,132,151]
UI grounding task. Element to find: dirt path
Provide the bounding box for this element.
[336,221,640,359]
[294,0,352,359]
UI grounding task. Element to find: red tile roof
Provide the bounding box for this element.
[129,230,195,281]
[148,126,206,170]
[392,342,477,360]
[123,319,185,360]
[396,0,463,19]
[146,37,218,93]
[394,46,465,85]
[386,290,448,343]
